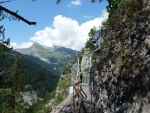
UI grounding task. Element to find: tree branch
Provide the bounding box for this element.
[0,0,14,4]
[0,5,36,25]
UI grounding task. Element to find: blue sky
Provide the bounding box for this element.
[3,0,108,50]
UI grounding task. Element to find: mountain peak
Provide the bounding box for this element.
[31,42,45,49]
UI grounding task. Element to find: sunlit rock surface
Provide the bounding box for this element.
[22,91,38,106]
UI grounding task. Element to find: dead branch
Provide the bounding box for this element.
[0,0,15,4]
[0,5,36,25]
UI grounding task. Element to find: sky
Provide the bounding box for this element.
[3,0,108,50]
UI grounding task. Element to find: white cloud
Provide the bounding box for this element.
[71,0,81,6]
[12,42,33,49]
[13,10,108,50]
[83,15,95,20]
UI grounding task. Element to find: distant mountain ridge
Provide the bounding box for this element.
[16,42,78,75]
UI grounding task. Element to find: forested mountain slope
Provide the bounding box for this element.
[0,43,77,113]
[17,42,77,76]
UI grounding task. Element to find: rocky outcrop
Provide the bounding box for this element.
[80,49,92,85]
[89,0,150,113]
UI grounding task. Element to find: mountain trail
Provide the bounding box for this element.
[50,96,72,113]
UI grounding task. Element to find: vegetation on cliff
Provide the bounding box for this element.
[87,0,150,113]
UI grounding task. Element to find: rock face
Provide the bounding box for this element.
[54,1,150,113]
[88,0,150,113]
[80,49,92,85]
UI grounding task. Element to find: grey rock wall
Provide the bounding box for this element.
[89,0,150,113]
